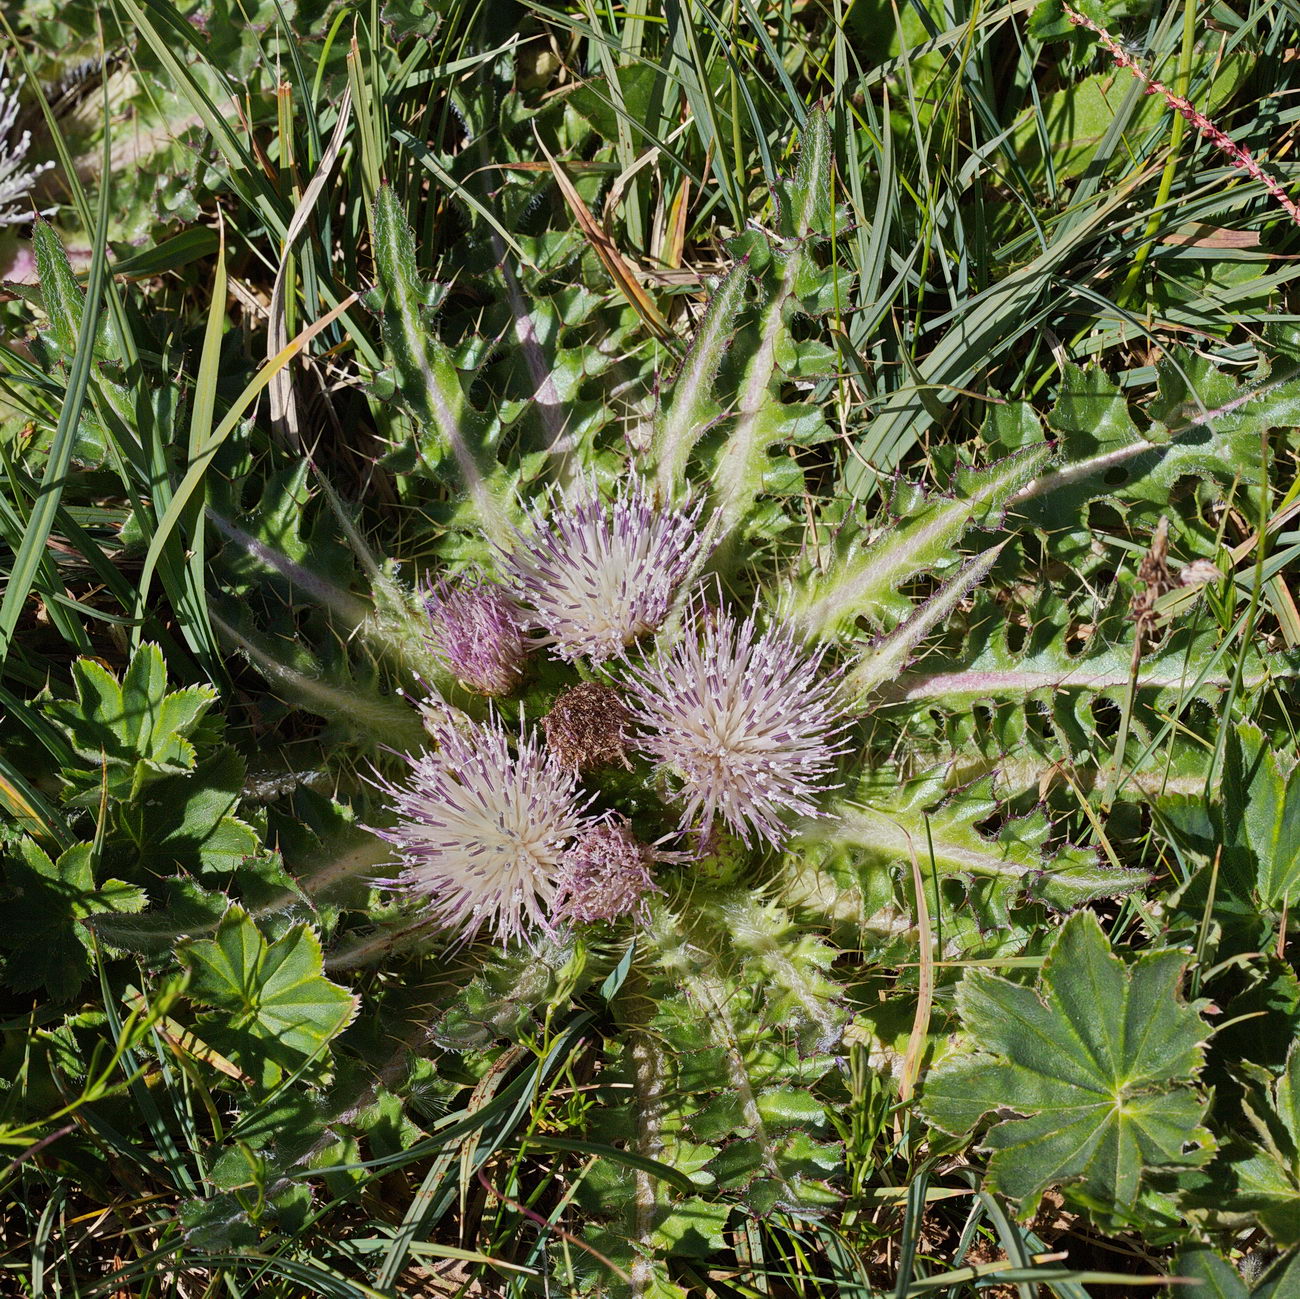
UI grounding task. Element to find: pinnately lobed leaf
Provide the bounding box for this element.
[921,911,1214,1224]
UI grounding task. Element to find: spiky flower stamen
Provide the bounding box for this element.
[502,478,710,664]
[373,710,589,944]
[425,575,528,697]
[624,600,848,849]
[0,59,52,228]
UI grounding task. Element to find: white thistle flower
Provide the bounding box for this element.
[624,599,849,849]
[501,477,710,664]
[373,710,590,944]
[0,59,52,228]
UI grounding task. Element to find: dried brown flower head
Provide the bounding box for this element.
[543,682,632,773]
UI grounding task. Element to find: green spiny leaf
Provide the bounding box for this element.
[788,447,1047,640]
[649,257,750,498]
[371,182,508,541]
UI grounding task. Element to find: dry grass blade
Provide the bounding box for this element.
[534,126,673,341]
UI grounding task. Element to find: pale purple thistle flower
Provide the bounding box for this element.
[373,712,589,945]
[425,575,528,697]
[502,478,709,664]
[0,59,52,228]
[552,817,665,924]
[624,602,849,849]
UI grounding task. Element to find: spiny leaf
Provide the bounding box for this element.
[370,182,508,541]
[776,106,832,241]
[648,256,750,498]
[844,545,1004,700]
[807,773,1146,912]
[921,911,1213,1224]
[884,606,1296,707]
[1019,354,1300,517]
[787,446,1049,640]
[178,904,358,1088]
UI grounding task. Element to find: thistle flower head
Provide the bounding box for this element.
[543,681,632,772]
[624,600,848,849]
[502,477,710,664]
[425,574,528,697]
[0,59,52,228]
[373,710,589,944]
[552,817,666,924]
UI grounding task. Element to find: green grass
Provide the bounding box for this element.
[1,0,1299,1295]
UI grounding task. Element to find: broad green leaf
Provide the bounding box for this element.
[921,911,1213,1223]
[1173,1247,1249,1299]
[178,904,357,1087]
[1226,723,1300,910]
[43,644,217,803]
[0,839,144,998]
[107,748,259,878]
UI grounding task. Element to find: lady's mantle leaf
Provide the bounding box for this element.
[1212,1042,1300,1246]
[0,838,144,998]
[178,905,357,1087]
[921,911,1213,1222]
[43,643,217,804]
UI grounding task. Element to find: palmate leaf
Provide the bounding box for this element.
[105,748,260,880]
[42,643,217,804]
[178,905,358,1087]
[921,912,1213,1224]
[1156,723,1300,912]
[0,838,145,998]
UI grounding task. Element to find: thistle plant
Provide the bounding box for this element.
[552,817,664,924]
[372,710,591,944]
[424,574,528,697]
[623,598,849,849]
[0,58,51,228]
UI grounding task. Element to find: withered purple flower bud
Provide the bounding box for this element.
[552,817,664,924]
